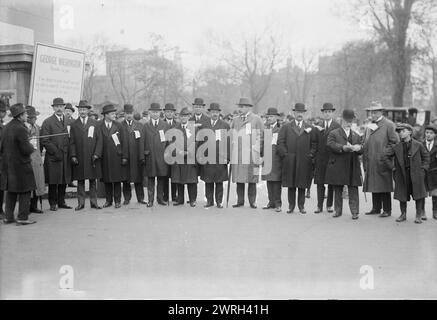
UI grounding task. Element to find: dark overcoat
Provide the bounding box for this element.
[97,121,128,183]
[314,120,341,184]
[384,139,429,202]
[143,119,169,177]
[190,113,210,175]
[0,120,4,177]
[69,117,103,181]
[40,114,72,184]
[200,118,230,183]
[121,120,144,183]
[0,118,36,192]
[262,123,282,182]
[277,120,317,188]
[325,128,363,186]
[424,139,437,191]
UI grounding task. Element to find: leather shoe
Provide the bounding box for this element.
[333,212,342,218]
[147,202,154,207]
[50,205,58,211]
[232,203,244,208]
[352,213,359,220]
[396,213,407,222]
[263,204,274,210]
[217,204,223,209]
[102,202,112,208]
[3,218,15,224]
[327,207,334,213]
[173,202,184,206]
[16,219,37,225]
[275,207,282,213]
[379,211,391,218]
[314,208,322,214]
[190,202,197,207]
[138,200,148,205]
[204,203,214,208]
[91,204,102,209]
[123,200,130,205]
[114,203,121,209]
[75,205,85,211]
[30,208,43,214]
[58,204,72,209]
[421,214,427,221]
[157,201,168,206]
[287,208,294,214]
[365,209,381,215]
[249,203,257,209]
[299,208,306,214]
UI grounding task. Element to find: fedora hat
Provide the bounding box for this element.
[9,103,26,118]
[396,123,413,132]
[342,109,355,121]
[179,107,191,116]
[425,124,437,134]
[366,101,384,111]
[124,104,134,113]
[164,103,176,111]
[26,105,40,117]
[293,103,307,112]
[192,98,205,106]
[208,102,221,112]
[265,107,280,116]
[321,103,335,112]
[65,103,75,112]
[149,103,161,111]
[76,100,91,109]
[101,104,117,115]
[52,97,65,106]
[236,97,253,107]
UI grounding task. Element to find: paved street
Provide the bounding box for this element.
[1,181,437,299]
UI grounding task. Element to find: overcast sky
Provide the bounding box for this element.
[54,0,367,72]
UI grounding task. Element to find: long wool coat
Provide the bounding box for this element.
[0,118,36,193]
[40,114,72,184]
[121,120,145,183]
[97,120,128,183]
[325,128,363,186]
[277,120,317,188]
[261,123,282,182]
[143,119,170,177]
[230,112,264,184]
[362,117,399,193]
[424,139,437,191]
[200,118,230,183]
[69,117,103,181]
[384,139,429,202]
[314,120,341,184]
[27,123,46,196]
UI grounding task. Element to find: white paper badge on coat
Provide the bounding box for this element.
[88,126,94,138]
[112,132,120,146]
[134,130,141,139]
[272,133,278,145]
[67,125,71,136]
[185,128,192,139]
[159,130,166,142]
[245,123,251,134]
[215,129,221,141]
[30,137,38,150]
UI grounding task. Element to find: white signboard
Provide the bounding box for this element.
[29,43,85,124]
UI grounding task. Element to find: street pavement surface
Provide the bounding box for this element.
[1,181,437,299]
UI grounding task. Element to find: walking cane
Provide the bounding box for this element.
[226,165,232,208]
[30,132,69,139]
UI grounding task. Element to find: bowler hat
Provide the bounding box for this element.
[142,110,149,116]
[101,104,117,114]
[180,107,191,116]
[26,105,40,117]
[149,103,161,111]
[0,99,6,112]
[164,103,176,111]
[321,103,335,112]
[425,124,437,134]
[208,103,221,112]
[192,98,205,106]
[124,104,134,113]
[265,107,280,116]
[52,97,65,106]
[342,109,355,121]
[236,97,253,107]
[9,103,26,118]
[76,100,91,109]
[293,103,307,112]
[65,103,75,112]
[366,101,384,111]
[396,123,413,132]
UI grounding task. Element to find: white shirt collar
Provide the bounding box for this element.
[376,116,383,123]
[105,120,112,127]
[295,120,302,126]
[326,119,332,128]
[343,127,351,136]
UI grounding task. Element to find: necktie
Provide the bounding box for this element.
[428,142,432,151]
[325,121,328,130]
[107,122,110,129]
[241,115,246,122]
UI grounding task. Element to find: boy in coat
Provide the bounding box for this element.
[69,100,103,211]
[422,125,437,220]
[261,107,282,212]
[325,110,363,220]
[384,123,429,224]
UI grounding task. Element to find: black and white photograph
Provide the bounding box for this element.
[1,0,437,304]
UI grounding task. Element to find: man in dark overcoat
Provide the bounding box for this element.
[190,98,210,177]
[200,103,230,209]
[325,110,363,220]
[384,123,429,224]
[0,103,37,225]
[40,97,72,211]
[162,103,178,203]
[98,104,129,209]
[143,103,170,207]
[313,103,340,213]
[0,100,6,216]
[69,100,103,211]
[423,124,437,220]
[121,104,146,205]
[261,107,282,212]
[277,103,317,214]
